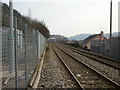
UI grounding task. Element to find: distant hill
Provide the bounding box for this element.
[67,34,92,41]
[67,32,119,41]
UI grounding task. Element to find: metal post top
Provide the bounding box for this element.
[9,0,13,5]
[9,0,13,2]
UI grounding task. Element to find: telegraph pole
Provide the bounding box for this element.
[118,1,120,36]
[110,0,112,38]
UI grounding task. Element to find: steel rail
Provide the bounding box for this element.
[51,45,84,89]
[54,44,120,88]
[58,43,120,70]
[60,43,120,62]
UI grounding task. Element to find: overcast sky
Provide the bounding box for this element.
[1,0,120,37]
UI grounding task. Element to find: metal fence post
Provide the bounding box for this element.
[36,30,39,61]
[32,30,37,63]
[0,1,2,89]
[9,0,15,73]
[14,17,18,88]
[24,24,28,88]
[38,32,40,59]
[40,33,42,57]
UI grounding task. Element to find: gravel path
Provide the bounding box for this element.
[38,44,79,88]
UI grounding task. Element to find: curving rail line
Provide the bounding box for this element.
[58,43,120,70]
[52,45,84,89]
[52,44,120,88]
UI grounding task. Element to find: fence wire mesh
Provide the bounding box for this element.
[1,2,47,88]
[90,39,120,60]
[2,26,43,88]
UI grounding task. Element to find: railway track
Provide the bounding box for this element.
[38,44,80,88]
[52,44,120,88]
[51,46,83,89]
[58,43,120,70]
[55,43,120,85]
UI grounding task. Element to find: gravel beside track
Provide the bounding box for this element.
[53,44,119,88]
[60,43,120,69]
[56,43,120,85]
[38,44,79,88]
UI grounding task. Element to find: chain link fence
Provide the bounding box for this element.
[90,38,120,61]
[1,2,48,89]
[90,40,108,56]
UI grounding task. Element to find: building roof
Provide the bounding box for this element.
[81,34,99,45]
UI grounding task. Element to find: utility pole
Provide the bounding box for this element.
[110,0,112,38]
[118,1,120,36]
[9,0,15,73]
